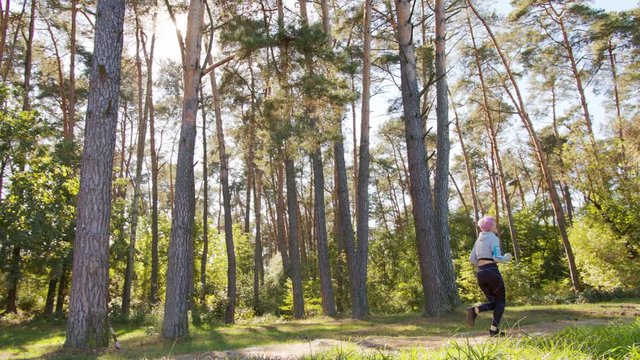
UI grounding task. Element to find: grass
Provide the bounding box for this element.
[433,317,640,360]
[0,299,639,359]
[302,318,640,359]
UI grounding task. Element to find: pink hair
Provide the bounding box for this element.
[478,216,495,232]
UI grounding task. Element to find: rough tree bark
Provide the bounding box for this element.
[68,0,77,138]
[395,0,450,316]
[433,0,460,309]
[209,67,237,324]
[285,156,305,319]
[354,0,372,316]
[64,0,126,350]
[144,13,160,306]
[299,0,336,317]
[163,0,205,339]
[334,135,361,318]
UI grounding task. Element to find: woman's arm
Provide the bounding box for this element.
[491,236,512,263]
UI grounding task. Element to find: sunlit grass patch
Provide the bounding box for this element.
[431,318,640,360]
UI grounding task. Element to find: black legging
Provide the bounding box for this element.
[476,263,506,328]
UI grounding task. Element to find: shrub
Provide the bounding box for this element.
[569,215,640,291]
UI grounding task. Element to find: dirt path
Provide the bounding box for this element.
[168,318,614,359]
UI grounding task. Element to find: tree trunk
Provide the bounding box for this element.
[163,0,205,339]
[42,15,71,140]
[44,278,57,316]
[449,171,469,215]
[209,68,236,324]
[433,0,460,308]
[395,0,448,316]
[332,168,346,313]
[351,76,358,209]
[56,261,69,314]
[297,187,309,267]
[1,0,26,82]
[122,11,148,318]
[468,1,581,291]
[68,0,77,138]
[248,55,262,313]
[450,88,480,231]
[608,41,625,162]
[144,14,160,306]
[555,10,595,147]
[244,142,253,235]
[275,158,289,273]
[0,0,10,71]
[285,157,305,319]
[550,83,573,225]
[199,96,210,309]
[299,0,336,317]
[253,169,264,314]
[64,0,126,350]
[22,0,35,110]
[386,137,409,219]
[334,135,362,318]
[311,149,336,316]
[354,0,373,316]
[4,246,20,313]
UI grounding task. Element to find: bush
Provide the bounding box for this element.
[569,215,640,291]
[574,287,640,303]
[455,257,484,304]
[17,292,41,313]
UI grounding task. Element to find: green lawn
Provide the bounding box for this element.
[1,299,639,359]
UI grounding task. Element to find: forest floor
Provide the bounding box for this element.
[1,300,639,359]
[169,317,629,359]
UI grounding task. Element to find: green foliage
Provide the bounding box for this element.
[499,262,542,305]
[448,209,476,259]
[218,15,273,57]
[0,96,78,313]
[258,256,287,316]
[512,206,566,282]
[280,278,325,319]
[368,219,423,314]
[291,23,331,59]
[569,213,640,292]
[455,257,484,304]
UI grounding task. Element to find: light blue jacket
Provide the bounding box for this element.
[469,231,511,266]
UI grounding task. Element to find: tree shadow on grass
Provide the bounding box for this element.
[32,348,101,360]
[0,319,65,346]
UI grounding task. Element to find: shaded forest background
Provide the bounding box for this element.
[0,0,639,348]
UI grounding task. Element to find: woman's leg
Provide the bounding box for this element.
[476,267,506,328]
